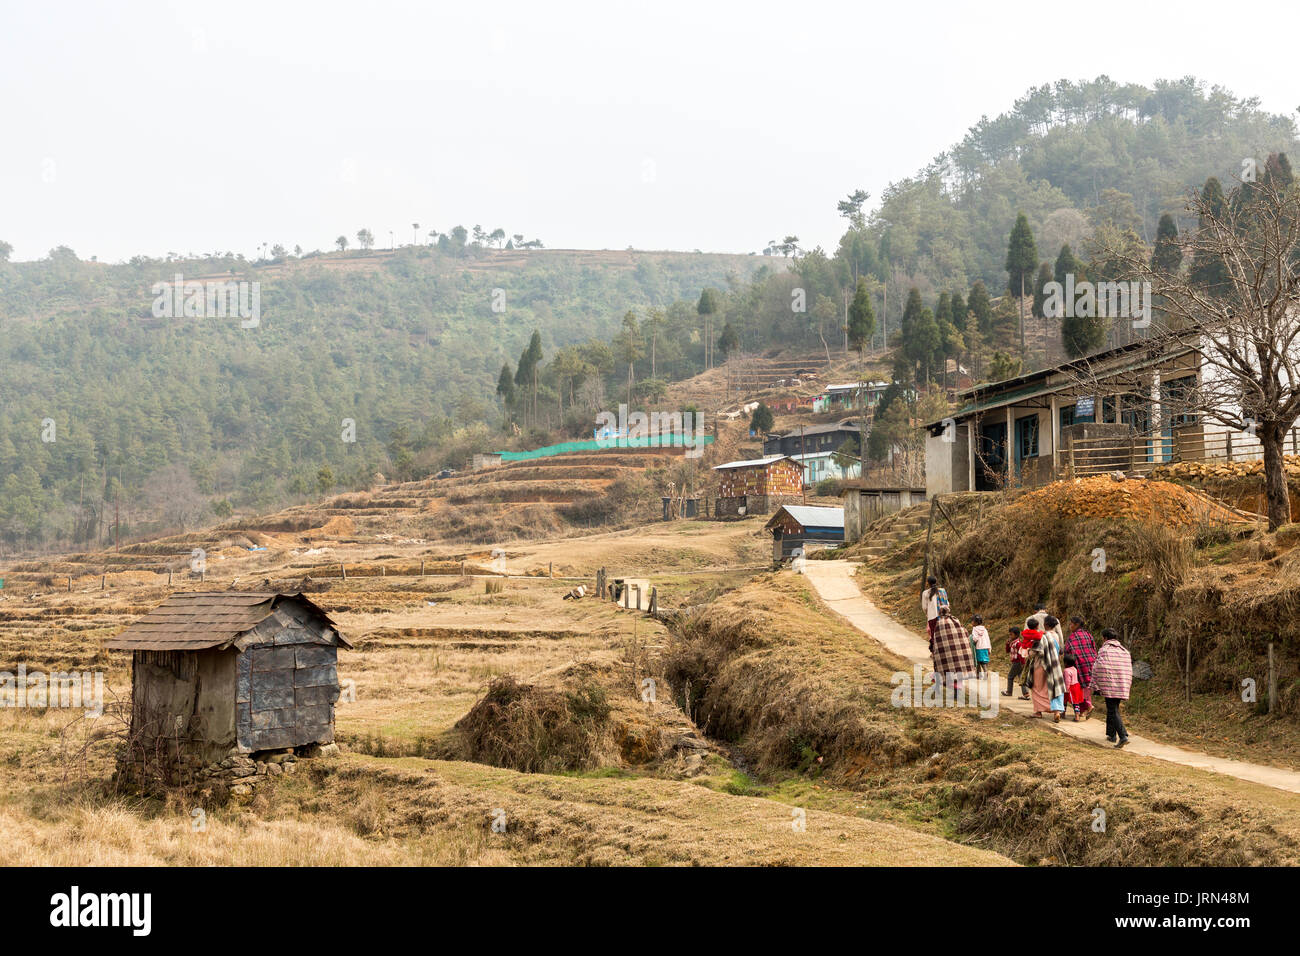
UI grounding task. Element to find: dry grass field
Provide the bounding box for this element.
[4,472,1299,867]
[0,511,1016,866]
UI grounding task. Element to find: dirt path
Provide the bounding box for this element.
[802,559,1300,796]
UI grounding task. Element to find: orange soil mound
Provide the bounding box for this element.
[314,515,357,536]
[1009,476,1256,526]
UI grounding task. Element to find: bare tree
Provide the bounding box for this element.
[1156,169,1300,529]
[1102,163,1300,529]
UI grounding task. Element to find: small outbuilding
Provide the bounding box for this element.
[840,483,927,542]
[106,591,350,783]
[712,455,803,516]
[765,504,845,562]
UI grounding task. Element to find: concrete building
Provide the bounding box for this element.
[812,381,890,413]
[840,484,927,542]
[790,450,861,485]
[923,337,1217,496]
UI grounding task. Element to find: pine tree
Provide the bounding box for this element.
[697,288,720,369]
[1054,243,1085,287]
[1265,151,1295,188]
[899,287,925,380]
[967,280,993,338]
[495,363,515,412]
[846,278,876,353]
[1031,262,1053,319]
[513,331,543,426]
[1005,212,1038,357]
[716,320,739,360]
[1189,177,1231,297]
[846,277,877,476]
[913,307,941,384]
[949,290,966,332]
[1151,214,1182,275]
[1062,314,1106,359]
[937,312,964,391]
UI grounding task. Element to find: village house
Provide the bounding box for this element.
[765,504,845,561]
[812,381,890,414]
[921,335,1296,497]
[763,418,863,457]
[106,591,350,787]
[790,449,861,484]
[712,455,803,516]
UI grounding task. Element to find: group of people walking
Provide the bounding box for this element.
[921,577,1135,748]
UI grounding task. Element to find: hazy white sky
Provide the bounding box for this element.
[2,0,1297,263]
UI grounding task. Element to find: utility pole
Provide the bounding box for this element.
[800,425,806,503]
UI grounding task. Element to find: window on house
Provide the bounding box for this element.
[1101,395,1117,424]
[1163,375,1199,427]
[1060,405,1076,431]
[1016,414,1039,460]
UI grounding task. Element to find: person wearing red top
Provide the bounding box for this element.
[1001,624,1032,699]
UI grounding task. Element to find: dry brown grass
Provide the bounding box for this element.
[449,675,617,773]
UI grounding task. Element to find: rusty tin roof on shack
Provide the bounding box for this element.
[104,591,350,652]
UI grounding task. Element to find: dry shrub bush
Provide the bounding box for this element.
[450,676,615,773]
[933,505,1153,631]
[418,502,566,544]
[559,473,655,527]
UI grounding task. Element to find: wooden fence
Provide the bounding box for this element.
[1068,426,1300,477]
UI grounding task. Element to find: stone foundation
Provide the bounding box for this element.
[116,741,340,797]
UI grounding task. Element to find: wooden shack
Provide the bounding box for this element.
[765,505,845,561]
[712,455,803,516]
[106,591,350,783]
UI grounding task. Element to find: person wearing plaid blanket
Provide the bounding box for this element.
[1091,628,1133,748]
[1064,617,1097,718]
[930,606,977,696]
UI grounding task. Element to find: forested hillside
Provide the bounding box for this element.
[0,244,773,549]
[803,77,1296,335]
[2,74,1295,553]
[493,77,1300,477]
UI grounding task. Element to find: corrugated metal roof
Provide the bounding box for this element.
[104,591,349,652]
[775,420,861,439]
[825,381,889,392]
[789,451,837,461]
[712,455,791,470]
[932,335,1198,426]
[769,505,845,530]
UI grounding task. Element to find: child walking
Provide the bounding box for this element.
[1063,652,1087,721]
[1002,624,1029,698]
[970,614,991,678]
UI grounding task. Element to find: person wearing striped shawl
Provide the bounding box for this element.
[1091,628,1133,748]
[1027,616,1067,722]
[930,606,977,696]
